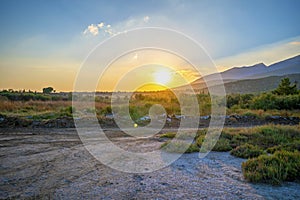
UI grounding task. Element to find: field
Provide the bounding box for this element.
[1,84,300,198]
[1,89,299,121]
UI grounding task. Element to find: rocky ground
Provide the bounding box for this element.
[0,128,300,199]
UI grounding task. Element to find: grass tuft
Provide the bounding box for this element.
[242,151,300,185]
[230,143,264,159]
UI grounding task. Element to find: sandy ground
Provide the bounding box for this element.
[0,128,300,199]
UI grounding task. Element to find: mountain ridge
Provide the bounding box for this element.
[175,54,300,94]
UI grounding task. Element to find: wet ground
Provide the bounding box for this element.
[0,128,299,199]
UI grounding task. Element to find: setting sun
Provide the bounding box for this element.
[153,70,172,85]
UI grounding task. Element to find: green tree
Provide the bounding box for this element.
[42,87,54,94]
[273,78,298,95]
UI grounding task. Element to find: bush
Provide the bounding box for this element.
[160,132,176,139]
[185,143,200,153]
[195,136,232,152]
[266,140,300,154]
[230,134,248,148]
[242,151,300,185]
[195,135,205,147]
[231,144,264,158]
[243,111,259,118]
[60,106,74,117]
[212,138,232,152]
[275,150,300,181]
[250,93,300,110]
[160,140,199,153]
[247,125,299,149]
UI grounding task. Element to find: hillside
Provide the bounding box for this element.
[217,73,300,94]
[175,55,300,94]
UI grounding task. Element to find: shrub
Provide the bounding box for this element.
[243,112,258,118]
[212,138,232,152]
[242,154,285,185]
[250,93,300,110]
[195,135,205,147]
[266,140,300,154]
[160,132,176,139]
[196,136,232,152]
[231,144,264,158]
[242,151,300,185]
[60,106,74,117]
[160,140,199,153]
[275,150,300,181]
[220,130,233,140]
[196,129,207,137]
[247,125,298,148]
[185,143,200,153]
[230,134,248,148]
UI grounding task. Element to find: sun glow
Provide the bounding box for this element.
[153,69,172,85]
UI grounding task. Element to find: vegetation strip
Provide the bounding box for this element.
[160,125,300,185]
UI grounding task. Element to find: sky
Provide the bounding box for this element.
[0,0,300,91]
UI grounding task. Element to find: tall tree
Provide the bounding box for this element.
[42,87,54,94]
[273,78,298,95]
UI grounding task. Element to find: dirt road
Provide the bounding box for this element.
[0,128,299,199]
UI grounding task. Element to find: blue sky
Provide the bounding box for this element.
[0,0,300,91]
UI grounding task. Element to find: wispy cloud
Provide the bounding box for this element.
[83,16,151,37]
[289,41,300,45]
[97,22,104,28]
[175,69,200,81]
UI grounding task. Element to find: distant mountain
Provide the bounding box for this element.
[206,54,300,81]
[246,55,300,79]
[215,74,300,94]
[174,55,300,94]
[211,63,267,80]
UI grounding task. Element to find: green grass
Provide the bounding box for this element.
[242,151,300,185]
[160,140,199,153]
[159,132,176,139]
[266,140,300,154]
[212,138,233,151]
[159,125,300,184]
[230,144,264,159]
[161,125,300,154]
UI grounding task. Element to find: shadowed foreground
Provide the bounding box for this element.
[1,128,300,199]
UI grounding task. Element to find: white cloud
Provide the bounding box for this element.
[97,22,104,28]
[83,21,116,36]
[83,24,99,36]
[83,16,152,37]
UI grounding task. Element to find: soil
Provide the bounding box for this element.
[0,128,299,199]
